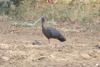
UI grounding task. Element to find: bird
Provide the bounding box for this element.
[40,16,66,44]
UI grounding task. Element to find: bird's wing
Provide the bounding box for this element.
[47,27,61,37]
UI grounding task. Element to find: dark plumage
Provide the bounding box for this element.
[41,16,66,43]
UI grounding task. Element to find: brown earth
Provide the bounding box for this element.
[0,16,100,67]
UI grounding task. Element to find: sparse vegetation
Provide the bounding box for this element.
[0,0,100,22]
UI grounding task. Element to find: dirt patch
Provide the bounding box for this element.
[0,19,100,67]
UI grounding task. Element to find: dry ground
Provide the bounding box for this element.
[0,17,100,67]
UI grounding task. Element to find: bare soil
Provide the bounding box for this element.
[0,17,100,67]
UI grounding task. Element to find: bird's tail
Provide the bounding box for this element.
[58,36,66,42]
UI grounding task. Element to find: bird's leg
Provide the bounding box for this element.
[48,39,50,44]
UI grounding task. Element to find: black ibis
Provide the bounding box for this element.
[41,16,66,44]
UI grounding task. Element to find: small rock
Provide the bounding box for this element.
[32,40,42,45]
[2,56,9,61]
[37,56,46,60]
[95,45,100,49]
[80,52,91,59]
[96,63,99,67]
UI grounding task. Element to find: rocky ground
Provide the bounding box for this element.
[0,16,100,67]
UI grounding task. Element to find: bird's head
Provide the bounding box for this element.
[41,16,45,23]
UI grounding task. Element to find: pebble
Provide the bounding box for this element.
[32,40,42,45]
[2,56,9,61]
[95,45,100,49]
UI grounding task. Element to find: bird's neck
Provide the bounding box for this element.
[42,22,45,29]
